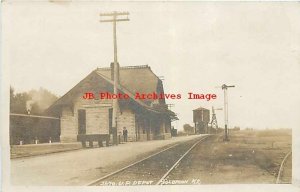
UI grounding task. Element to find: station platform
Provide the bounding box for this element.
[11,134,205,186]
[10,142,82,159]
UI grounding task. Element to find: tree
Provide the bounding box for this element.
[10,87,31,114]
[28,88,58,114]
[183,124,195,134]
[10,86,58,115]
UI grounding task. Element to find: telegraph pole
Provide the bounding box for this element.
[167,104,175,110]
[221,84,235,141]
[100,11,129,145]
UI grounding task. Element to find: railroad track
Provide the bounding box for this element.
[276,151,292,184]
[87,135,211,186]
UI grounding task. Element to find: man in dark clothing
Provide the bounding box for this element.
[123,127,128,142]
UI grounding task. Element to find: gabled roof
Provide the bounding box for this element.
[193,107,209,111]
[46,65,177,120]
[96,65,160,95]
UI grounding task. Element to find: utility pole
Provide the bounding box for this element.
[100,11,129,145]
[167,104,175,110]
[221,84,235,141]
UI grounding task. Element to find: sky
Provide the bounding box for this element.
[3,1,300,130]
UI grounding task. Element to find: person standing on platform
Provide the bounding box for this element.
[123,127,128,142]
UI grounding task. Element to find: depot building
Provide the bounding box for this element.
[46,64,178,142]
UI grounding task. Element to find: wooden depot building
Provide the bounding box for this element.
[46,64,177,143]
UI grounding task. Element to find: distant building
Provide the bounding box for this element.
[233,126,241,131]
[47,64,178,142]
[183,124,195,135]
[193,107,210,134]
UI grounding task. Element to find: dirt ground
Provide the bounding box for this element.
[168,129,292,184]
[11,135,204,185]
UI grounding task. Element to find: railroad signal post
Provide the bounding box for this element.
[100,11,130,145]
[221,84,235,141]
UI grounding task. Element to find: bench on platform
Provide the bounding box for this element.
[77,134,110,148]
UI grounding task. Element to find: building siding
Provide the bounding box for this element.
[117,109,136,142]
[60,107,76,142]
[85,107,109,135]
[48,68,176,144]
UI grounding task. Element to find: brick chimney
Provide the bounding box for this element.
[110,62,120,83]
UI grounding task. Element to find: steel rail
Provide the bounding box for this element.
[156,135,210,185]
[276,150,292,184]
[86,142,180,186]
[86,135,210,186]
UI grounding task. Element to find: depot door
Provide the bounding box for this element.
[78,109,86,134]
